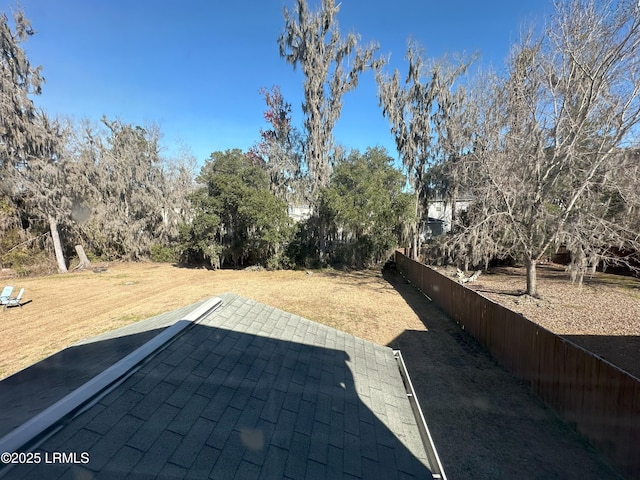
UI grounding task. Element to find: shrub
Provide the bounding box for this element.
[150,243,179,263]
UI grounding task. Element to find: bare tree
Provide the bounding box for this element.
[430,58,480,235]
[16,113,72,273]
[158,150,195,242]
[377,42,475,259]
[248,86,307,204]
[0,9,73,272]
[279,0,383,203]
[73,118,167,260]
[60,117,194,263]
[0,8,44,181]
[444,0,640,296]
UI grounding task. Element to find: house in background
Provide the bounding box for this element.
[287,204,311,223]
[422,218,445,240]
[0,294,446,479]
[425,194,473,235]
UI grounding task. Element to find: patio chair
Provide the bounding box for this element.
[4,288,24,309]
[0,286,14,305]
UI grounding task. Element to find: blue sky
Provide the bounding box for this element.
[6,0,552,164]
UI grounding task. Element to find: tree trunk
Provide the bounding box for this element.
[74,245,91,270]
[49,216,67,273]
[525,257,537,297]
[411,229,418,261]
[318,221,327,265]
[450,185,458,232]
[411,189,420,260]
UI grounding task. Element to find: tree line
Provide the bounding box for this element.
[2,0,639,297]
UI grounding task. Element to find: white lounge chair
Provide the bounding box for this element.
[0,286,14,306]
[4,288,24,309]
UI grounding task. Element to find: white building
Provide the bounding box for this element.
[425,195,472,235]
[287,204,312,223]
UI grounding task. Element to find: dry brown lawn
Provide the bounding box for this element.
[0,263,426,380]
[3,260,639,381]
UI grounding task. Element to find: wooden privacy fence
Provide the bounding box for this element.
[395,250,640,479]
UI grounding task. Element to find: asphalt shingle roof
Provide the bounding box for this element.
[0,293,435,479]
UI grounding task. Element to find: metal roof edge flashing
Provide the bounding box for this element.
[393,349,448,480]
[0,296,223,460]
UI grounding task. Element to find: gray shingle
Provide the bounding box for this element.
[127,403,179,451]
[269,410,296,450]
[235,396,264,431]
[196,367,227,399]
[164,357,199,386]
[328,411,345,449]
[169,416,216,469]
[234,460,261,480]
[293,399,315,436]
[313,391,332,425]
[284,432,310,480]
[129,361,173,395]
[44,412,103,451]
[209,432,244,480]
[257,445,288,480]
[86,390,144,435]
[129,381,175,421]
[343,401,360,436]
[107,446,144,477]
[260,389,286,424]
[155,461,187,480]
[228,376,257,411]
[206,405,241,451]
[165,375,205,409]
[85,414,145,472]
[326,444,344,478]
[241,418,275,467]
[358,421,379,461]
[0,293,435,480]
[188,444,220,479]
[344,431,363,477]
[126,430,182,478]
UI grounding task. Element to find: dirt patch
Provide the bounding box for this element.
[435,263,640,379]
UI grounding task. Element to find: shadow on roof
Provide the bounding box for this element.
[2,300,434,479]
[0,327,165,439]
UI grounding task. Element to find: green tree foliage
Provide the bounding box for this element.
[319,147,413,267]
[180,150,291,269]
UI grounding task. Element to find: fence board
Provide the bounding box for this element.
[395,251,640,479]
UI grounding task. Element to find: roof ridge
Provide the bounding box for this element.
[0,297,223,458]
